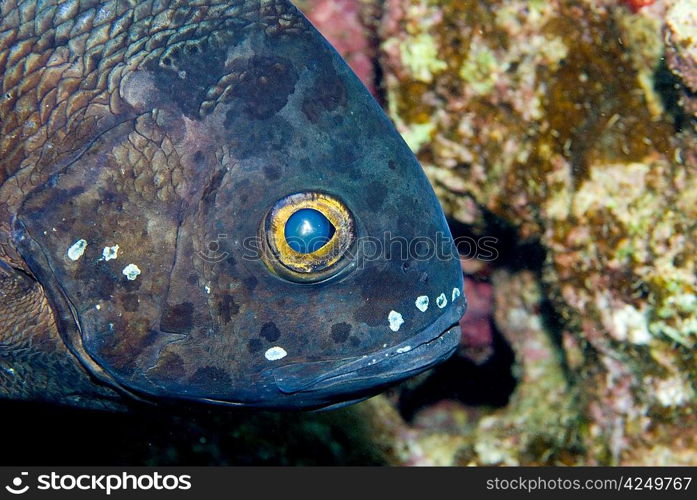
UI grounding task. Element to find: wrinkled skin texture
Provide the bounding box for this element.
[0,0,465,410]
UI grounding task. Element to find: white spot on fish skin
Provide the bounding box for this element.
[67,239,87,261]
[122,263,141,280]
[436,293,447,308]
[204,285,211,294]
[415,295,429,312]
[95,304,101,310]
[102,244,119,261]
[396,345,412,354]
[452,287,461,301]
[388,310,404,332]
[265,346,287,361]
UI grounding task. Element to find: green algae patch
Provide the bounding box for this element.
[398,32,447,83]
[459,42,501,95]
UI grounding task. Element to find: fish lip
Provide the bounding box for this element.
[270,306,464,397]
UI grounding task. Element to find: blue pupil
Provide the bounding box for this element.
[284,208,335,254]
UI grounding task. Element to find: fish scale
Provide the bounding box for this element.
[0,0,466,410]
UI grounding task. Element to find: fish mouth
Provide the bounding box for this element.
[266,309,462,407]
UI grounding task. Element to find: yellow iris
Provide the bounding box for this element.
[261,192,356,282]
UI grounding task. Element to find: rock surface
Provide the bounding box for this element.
[665,0,697,116]
[376,0,697,464]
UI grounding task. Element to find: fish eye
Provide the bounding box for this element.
[261,192,355,282]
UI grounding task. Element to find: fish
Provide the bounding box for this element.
[0,0,466,410]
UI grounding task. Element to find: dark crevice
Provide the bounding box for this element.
[447,215,546,272]
[372,49,386,107]
[397,323,517,423]
[349,0,385,106]
[654,56,690,133]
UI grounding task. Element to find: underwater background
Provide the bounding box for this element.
[2,0,696,465]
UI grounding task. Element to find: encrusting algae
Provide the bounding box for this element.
[376,0,697,464]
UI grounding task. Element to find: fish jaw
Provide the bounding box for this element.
[194,296,466,410]
[271,321,464,409]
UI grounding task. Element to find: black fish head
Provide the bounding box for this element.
[13,1,466,409]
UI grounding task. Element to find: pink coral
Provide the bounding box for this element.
[622,0,656,13]
[459,277,494,364]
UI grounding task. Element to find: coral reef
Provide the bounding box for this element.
[377,0,697,464]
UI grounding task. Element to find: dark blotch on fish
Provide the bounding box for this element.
[243,276,258,291]
[188,366,232,393]
[160,302,194,333]
[301,55,347,123]
[331,323,352,343]
[225,56,299,120]
[260,322,281,342]
[263,165,282,181]
[366,181,387,211]
[193,150,205,165]
[152,40,228,119]
[216,295,240,324]
[121,293,140,313]
[247,339,263,353]
[148,352,186,382]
